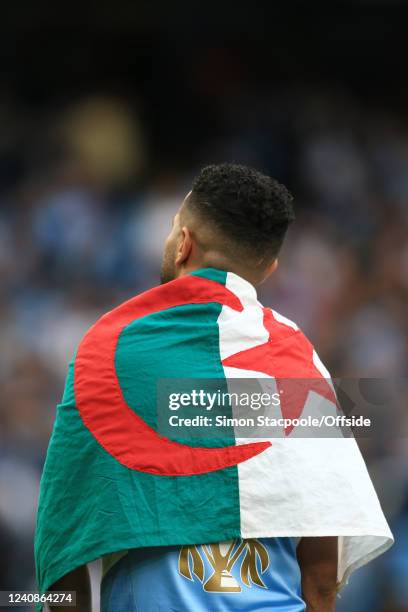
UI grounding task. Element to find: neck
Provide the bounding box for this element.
[179,256,267,287]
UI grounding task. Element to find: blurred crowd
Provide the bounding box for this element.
[0,88,407,611]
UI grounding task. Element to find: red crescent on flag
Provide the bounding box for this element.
[74,275,271,476]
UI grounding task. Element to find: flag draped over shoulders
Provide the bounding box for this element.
[35,267,393,610]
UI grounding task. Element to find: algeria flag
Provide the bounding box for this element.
[35,268,393,607]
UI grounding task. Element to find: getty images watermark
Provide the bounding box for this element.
[157,378,407,439]
[166,388,370,430]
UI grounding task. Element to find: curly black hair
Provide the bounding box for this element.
[189,163,295,260]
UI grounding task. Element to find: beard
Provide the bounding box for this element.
[160,247,177,284]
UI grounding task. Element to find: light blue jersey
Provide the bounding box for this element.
[101,538,305,612]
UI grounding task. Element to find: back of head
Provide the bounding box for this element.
[188,163,295,266]
[160,163,295,285]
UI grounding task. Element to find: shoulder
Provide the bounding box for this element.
[264,307,331,379]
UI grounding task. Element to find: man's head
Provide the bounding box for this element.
[160,163,295,286]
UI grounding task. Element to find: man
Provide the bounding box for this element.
[36,164,393,612]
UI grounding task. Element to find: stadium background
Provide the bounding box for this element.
[0,2,407,611]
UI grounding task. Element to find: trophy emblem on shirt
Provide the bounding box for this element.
[178,539,269,592]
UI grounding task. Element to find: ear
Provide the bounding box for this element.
[175,226,193,266]
[260,258,278,284]
[268,259,278,275]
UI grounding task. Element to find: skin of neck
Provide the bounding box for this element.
[180,251,274,287]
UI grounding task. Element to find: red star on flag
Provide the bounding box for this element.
[222,308,338,435]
